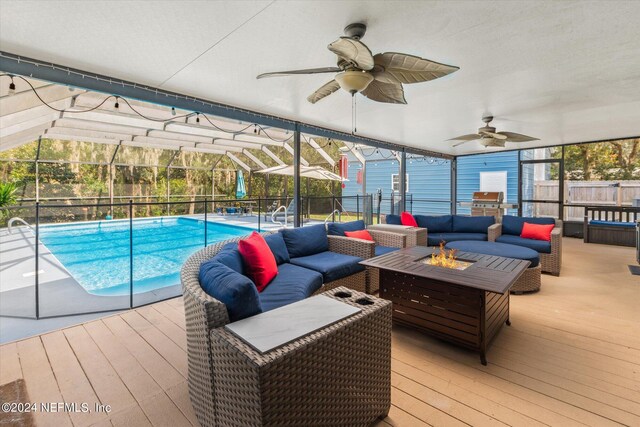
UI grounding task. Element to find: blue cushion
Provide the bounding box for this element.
[385,214,401,225]
[290,251,365,283]
[427,233,487,246]
[259,263,323,312]
[452,215,495,233]
[327,220,366,236]
[264,233,290,264]
[198,261,262,322]
[375,245,399,256]
[211,242,244,274]
[415,215,452,233]
[589,220,636,228]
[496,234,552,254]
[502,215,555,236]
[445,241,539,268]
[280,224,329,258]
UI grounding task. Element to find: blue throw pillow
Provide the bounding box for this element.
[264,233,290,265]
[199,261,262,322]
[327,220,366,236]
[452,215,495,233]
[415,215,453,233]
[213,242,244,274]
[280,224,329,258]
[502,215,555,236]
[385,215,401,225]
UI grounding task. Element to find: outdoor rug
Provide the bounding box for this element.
[629,265,640,276]
[0,379,35,427]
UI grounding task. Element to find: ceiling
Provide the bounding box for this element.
[1,0,639,156]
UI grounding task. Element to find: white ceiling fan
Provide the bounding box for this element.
[448,116,539,148]
[257,23,459,104]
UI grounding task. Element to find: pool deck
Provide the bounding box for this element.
[0,214,322,343]
[0,238,638,427]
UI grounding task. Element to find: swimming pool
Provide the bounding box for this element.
[39,217,252,296]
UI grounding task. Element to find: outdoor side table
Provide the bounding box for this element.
[209,287,392,426]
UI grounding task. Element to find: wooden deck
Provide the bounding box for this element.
[1,238,639,426]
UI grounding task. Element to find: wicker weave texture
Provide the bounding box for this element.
[510,264,542,293]
[210,287,392,426]
[368,224,427,247]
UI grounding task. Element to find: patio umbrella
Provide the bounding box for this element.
[235,170,246,198]
[255,165,347,181]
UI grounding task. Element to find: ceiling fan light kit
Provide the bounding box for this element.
[334,70,374,93]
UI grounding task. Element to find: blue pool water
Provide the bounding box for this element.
[39,217,252,296]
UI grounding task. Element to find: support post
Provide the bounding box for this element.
[129,199,133,309]
[35,201,40,319]
[451,158,457,215]
[35,137,42,203]
[399,150,407,213]
[293,124,301,227]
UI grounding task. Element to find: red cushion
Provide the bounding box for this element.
[400,212,418,227]
[238,231,278,292]
[344,230,374,241]
[520,222,554,242]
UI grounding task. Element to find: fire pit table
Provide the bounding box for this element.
[360,245,530,365]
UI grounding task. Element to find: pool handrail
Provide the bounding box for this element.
[7,217,35,234]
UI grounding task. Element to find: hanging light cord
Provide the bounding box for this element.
[1,73,294,143]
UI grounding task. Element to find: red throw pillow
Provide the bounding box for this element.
[400,212,418,227]
[521,222,554,242]
[344,230,374,241]
[238,231,278,292]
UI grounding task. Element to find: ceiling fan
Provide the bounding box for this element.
[257,23,459,104]
[448,116,539,148]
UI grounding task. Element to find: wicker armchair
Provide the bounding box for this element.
[488,219,562,276]
[329,229,406,294]
[367,223,427,247]
[181,237,390,426]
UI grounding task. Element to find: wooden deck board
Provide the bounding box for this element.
[1,238,638,426]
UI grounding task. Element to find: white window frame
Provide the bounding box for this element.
[391,173,409,193]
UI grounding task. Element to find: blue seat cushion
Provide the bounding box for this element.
[385,214,401,225]
[280,224,329,258]
[427,233,487,246]
[415,215,453,233]
[502,215,555,236]
[198,261,262,322]
[211,242,244,274]
[375,245,399,256]
[452,215,495,233]
[327,220,366,236]
[589,220,636,228]
[259,263,323,312]
[445,241,539,268]
[290,251,365,283]
[496,234,551,254]
[264,233,290,264]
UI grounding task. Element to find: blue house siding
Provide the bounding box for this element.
[456,151,520,215]
[342,154,451,216]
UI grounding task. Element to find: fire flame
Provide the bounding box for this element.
[430,241,460,269]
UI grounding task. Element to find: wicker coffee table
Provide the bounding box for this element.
[361,246,529,365]
[209,287,392,426]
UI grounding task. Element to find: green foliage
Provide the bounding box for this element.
[562,139,639,180]
[0,181,18,219]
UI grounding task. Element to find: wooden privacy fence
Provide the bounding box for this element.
[534,180,640,220]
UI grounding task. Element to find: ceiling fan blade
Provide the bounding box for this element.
[452,140,472,148]
[257,67,341,79]
[307,80,341,104]
[360,80,406,104]
[447,134,481,142]
[328,37,375,71]
[479,131,508,140]
[497,131,540,142]
[372,52,459,84]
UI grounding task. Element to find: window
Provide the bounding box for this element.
[391,173,409,193]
